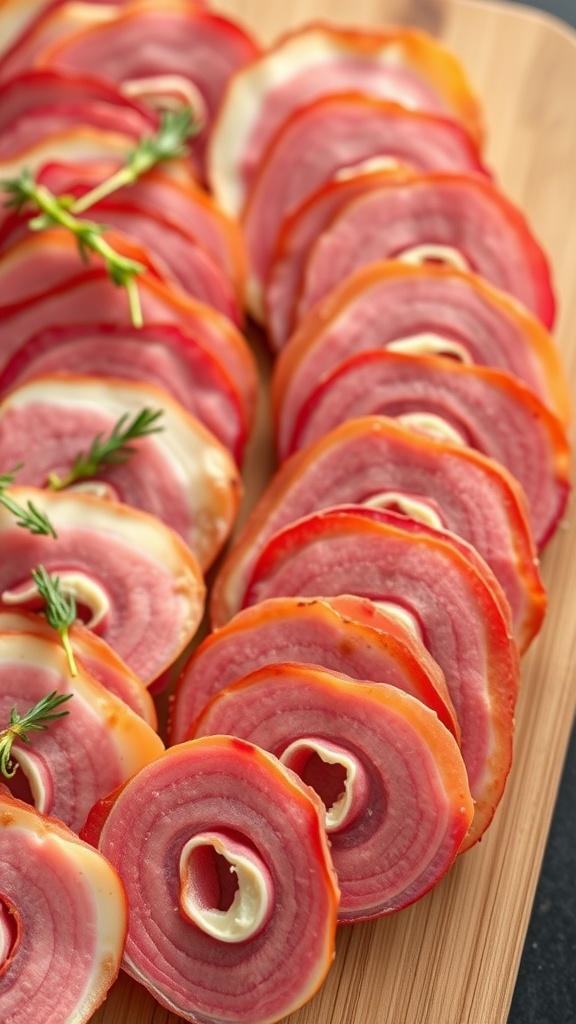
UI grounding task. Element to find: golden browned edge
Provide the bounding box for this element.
[90,1,576,1022]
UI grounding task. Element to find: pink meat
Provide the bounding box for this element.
[236,507,520,850]
[192,665,472,921]
[0,322,247,462]
[241,94,487,314]
[298,173,555,327]
[170,594,456,743]
[0,99,152,160]
[272,263,569,456]
[93,738,338,1024]
[211,416,545,651]
[288,351,570,549]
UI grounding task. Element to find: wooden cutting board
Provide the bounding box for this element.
[91,1,576,1022]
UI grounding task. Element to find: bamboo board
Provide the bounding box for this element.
[91,1,576,1023]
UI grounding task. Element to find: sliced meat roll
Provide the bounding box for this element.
[208,22,484,217]
[0,375,242,570]
[36,0,260,177]
[240,94,487,318]
[0,790,127,1024]
[211,416,545,651]
[193,664,473,921]
[0,608,156,725]
[0,267,258,418]
[0,321,248,464]
[271,262,570,450]
[84,737,339,1024]
[0,631,164,831]
[170,594,457,744]
[233,506,520,851]
[287,350,570,549]
[0,487,205,685]
[0,122,150,181]
[298,171,555,328]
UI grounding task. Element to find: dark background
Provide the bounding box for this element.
[495,3,576,1022]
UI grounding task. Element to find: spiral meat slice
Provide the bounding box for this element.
[0,487,205,685]
[299,171,555,328]
[271,262,570,450]
[193,664,473,921]
[0,631,164,831]
[0,321,248,463]
[211,416,545,651]
[0,790,127,1024]
[0,608,156,725]
[288,350,570,549]
[208,22,484,217]
[170,594,457,744]
[84,736,339,1024]
[240,94,487,318]
[0,374,242,570]
[235,507,520,850]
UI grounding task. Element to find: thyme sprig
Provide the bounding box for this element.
[0,468,57,538]
[31,566,78,678]
[47,407,164,491]
[0,690,72,779]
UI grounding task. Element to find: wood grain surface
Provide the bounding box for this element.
[91,2,576,1022]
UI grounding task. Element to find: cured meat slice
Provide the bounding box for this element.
[271,262,570,448]
[0,790,127,1024]
[0,608,156,725]
[0,486,205,685]
[233,507,520,850]
[0,322,248,463]
[208,23,484,217]
[0,631,164,831]
[84,736,339,1024]
[192,664,473,921]
[0,267,258,417]
[170,594,457,744]
[240,93,487,318]
[0,122,147,180]
[0,374,242,570]
[298,171,555,328]
[36,0,260,176]
[210,416,545,651]
[287,350,570,549]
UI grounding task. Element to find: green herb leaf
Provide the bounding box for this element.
[48,408,164,490]
[31,566,78,677]
[0,690,72,778]
[0,469,57,539]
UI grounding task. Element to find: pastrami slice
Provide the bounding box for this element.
[90,736,339,1024]
[211,416,545,651]
[233,507,520,850]
[0,631,164,832]
[170,594,457,744]
[0,486,205,685]
[192,664,473,921]
[288,350,570,549]
[0,789,127,1024]
[0,374,242,570]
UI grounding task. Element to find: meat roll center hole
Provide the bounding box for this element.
[300,753,347,814]
[2,571,110,631]
[187,844,239,913]
[280,738,369,832]
[0,897,19,965]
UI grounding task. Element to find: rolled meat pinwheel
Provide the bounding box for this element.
[208,22,484,217]
[232,506,520,850]
[271,262,570,446]
[0,631,164,831]
[83,736,339,1024]
[0,790,127,1024]
[239,94,487,317]
[298,171,555,328]
[0,374,242,570]
[288,350,570,549]
[0,321,248,464]
[210,416,545,651]
[0,487,205,685]
[36,0,260,177]
[192,664,473,921]
[0,266,258,417]
[0,608,156,726]
[170,594,457,744]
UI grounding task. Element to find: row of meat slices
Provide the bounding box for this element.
[0,5,571,1024]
